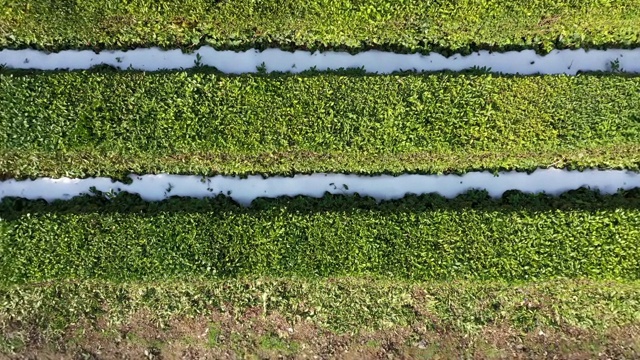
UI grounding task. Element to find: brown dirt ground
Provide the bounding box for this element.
[3,309,639,360]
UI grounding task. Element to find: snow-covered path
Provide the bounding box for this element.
[1,47,639,74]
[1,169,638,206]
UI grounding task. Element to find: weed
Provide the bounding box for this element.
[256,62,267,73]
[609,58,625,73]
[194,53,203,67]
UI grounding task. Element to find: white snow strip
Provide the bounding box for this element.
[1,47,639,74]
[1,169,639,206]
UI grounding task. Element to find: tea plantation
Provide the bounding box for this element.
[1,0,640,358]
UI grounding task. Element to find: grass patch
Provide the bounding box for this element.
[1,277,640,354]
[207,323,221,348]
[259,333,298,354]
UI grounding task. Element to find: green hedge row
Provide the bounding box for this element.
[2,71,639,179]
[2,189,640,285]
[2,278,639,341]
[1,0,639,53]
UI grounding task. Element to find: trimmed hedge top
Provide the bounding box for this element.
[0,0,639,53]
[1,70,640,179]
[1,188,640,284]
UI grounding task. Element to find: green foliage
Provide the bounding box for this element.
[1,189,640,284]
[1,71,640,179]
[1,0,640,53]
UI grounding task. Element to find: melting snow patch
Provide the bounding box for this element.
[0,47,639,74]
[1,169,639,206]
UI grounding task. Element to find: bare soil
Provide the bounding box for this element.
[3,309,639,360]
